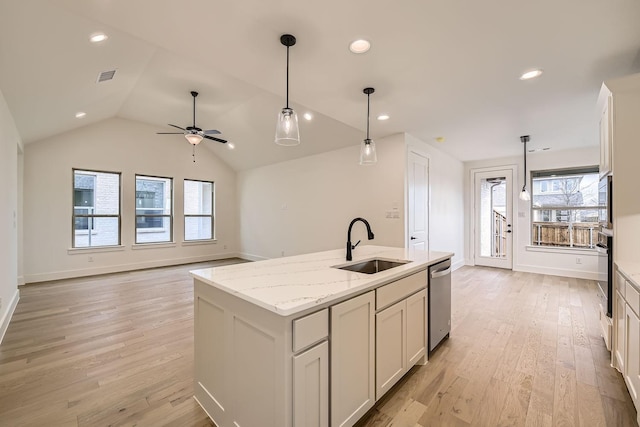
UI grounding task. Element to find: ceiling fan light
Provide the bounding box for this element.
[275,107,300,146]
[360,139,377,165]
[185,133,203,145]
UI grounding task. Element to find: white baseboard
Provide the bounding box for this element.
[17,275,25,286]
[0,289,20,345]
[451,259,466,272]
[23,252,242,284]
[238,252,270,262]
[514,264,598,281]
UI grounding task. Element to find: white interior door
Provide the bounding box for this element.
[407,151,429,251]
[474,169,513,269]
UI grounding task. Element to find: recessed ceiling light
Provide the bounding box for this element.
[75,112,86,118]
[89,32,108,43]
[519,69,543,80]
[349,39,371,54]
[227,142,235,150]
[303,112,313,121]
[377,114,389,121]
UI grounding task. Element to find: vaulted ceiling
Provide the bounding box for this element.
[1,0,639,170]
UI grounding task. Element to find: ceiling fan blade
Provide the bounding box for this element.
[203,135,227,144]
[203,129,222,135]
[168,124,186,131]
[156,132,184,134]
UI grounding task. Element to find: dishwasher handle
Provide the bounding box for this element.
[431,267,451,279]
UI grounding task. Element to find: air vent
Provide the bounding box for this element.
[96,69,116,83]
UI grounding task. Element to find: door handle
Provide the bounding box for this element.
[410,236,417,240]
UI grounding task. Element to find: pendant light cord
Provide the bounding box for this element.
[522,138,527,191]
[366,93,370,140]
[285,46,290,109]
[193,95,196,128]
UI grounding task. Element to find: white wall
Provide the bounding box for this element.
[238,134,407,260]
[406,134,465,269]
[464,146,600,279]
[237,133,466,270]
[0,89,20,342]
[23,117,238,283]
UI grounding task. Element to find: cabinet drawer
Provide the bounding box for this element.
[293,309,328,353]
[376,270,426,311]
[616,271,626,298]
[626,281,640,317]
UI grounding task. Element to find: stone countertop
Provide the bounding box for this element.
[616,261,640,290]
[190,245,453,316]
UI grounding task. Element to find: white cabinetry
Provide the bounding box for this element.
[614,288,626,372]
[293,341,329,427]
[375,288,427,399]
[330,291,375,427]
[598,90,612,177]
[626,303,640,405]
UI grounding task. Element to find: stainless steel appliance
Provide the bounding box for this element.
[599,175,613,230]
[428,259,451,353]
[596,231,613,318]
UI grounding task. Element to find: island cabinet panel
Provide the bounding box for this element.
[293,341,329,427]
[375,300,406,399]
[331,291,375,427]
[406,289,428,366]
[615,289,627,373]
[626,300,640,407]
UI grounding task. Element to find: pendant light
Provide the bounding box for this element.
[360,87,377,165]
[519,135,531,201]
[275,34,300,146]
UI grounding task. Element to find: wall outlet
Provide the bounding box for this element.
[88,256,94,262]
[576,257,582,264]
[281,250,285,257]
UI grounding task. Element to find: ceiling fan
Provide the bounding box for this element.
[157,91,227,146]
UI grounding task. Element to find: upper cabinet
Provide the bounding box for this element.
[598,86,612,178]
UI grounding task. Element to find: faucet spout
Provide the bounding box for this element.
[346,217,375,261]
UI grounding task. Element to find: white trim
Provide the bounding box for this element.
[23,252,241,284]
[182,239,217,246]
[525,245,597,256]
[17,275,25,286]
[0,289,20,345]
[451,259,466,272]
[238,252,270,262]
[68,245,126,255]
[131,242,177,250]
[514,264,598,281]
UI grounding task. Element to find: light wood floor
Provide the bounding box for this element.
[0,263,636,426]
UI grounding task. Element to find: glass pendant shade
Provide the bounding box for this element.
[185,133,203,145]
[360,139,377,165]
[275,107,300,146]
[519,187,531,201]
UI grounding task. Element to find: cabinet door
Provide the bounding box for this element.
[599,95,612,177]
[614,290,626,373]
[406,289,427,366]
[625,304,640,407]
[331,291,375,427]
[293,341,328,427]
[376,300,406,400]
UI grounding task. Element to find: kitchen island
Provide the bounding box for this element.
[190,245,453,427]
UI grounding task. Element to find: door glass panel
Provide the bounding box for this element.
[479,177,507,258]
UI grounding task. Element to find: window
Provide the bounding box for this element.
[531,167,600,248]
[72,169,121,248]
[184,180,214,241]
[135,175,173,243]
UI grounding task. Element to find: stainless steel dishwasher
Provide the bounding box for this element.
[428,259,451,353]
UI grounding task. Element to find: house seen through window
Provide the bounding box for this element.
[184,179,214,241]
[72,169,121,248]
[135,175,173,244]
[531,167,600,248]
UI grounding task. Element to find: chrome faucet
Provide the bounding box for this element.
[346,217,375,261]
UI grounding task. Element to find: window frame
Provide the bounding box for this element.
[71,168,122,248]
[530,166,601,249]
[135,174,174,244]
[183,179,215,242]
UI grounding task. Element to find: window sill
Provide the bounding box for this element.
[136,228,169,234]
[132,242,176,250]
[182,239,217,246]
[525,245,597,256]
[68,245,125,255]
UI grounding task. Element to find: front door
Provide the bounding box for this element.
[474,168,513,269]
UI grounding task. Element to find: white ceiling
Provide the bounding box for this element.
[1,0,639,170]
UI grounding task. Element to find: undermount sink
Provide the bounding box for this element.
[334,258,410,274]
